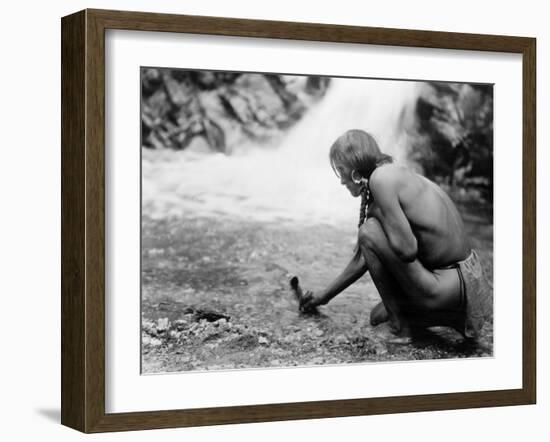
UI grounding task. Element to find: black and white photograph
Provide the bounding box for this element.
[140,67,494,374]
[3,0,546,439]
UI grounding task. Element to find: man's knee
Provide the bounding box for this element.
[358,217,386,251]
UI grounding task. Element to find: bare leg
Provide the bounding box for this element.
[369,301,389,326]
[358,217,463,334]
[359,241,411,335]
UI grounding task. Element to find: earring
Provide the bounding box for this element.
[351,170,368,186]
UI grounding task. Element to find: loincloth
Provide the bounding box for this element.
[454,249,493,339]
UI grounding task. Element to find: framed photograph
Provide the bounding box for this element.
[61,9,536,433]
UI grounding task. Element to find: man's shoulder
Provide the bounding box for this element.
[369,163,410,190]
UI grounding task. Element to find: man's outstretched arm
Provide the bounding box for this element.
[301,249,369,310]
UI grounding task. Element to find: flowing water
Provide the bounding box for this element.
[142,78,420,226]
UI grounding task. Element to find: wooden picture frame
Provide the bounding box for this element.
[61,8,536,433]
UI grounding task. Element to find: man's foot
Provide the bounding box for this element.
[387,335,414,345]
[370,302,390,326]
[387,321,431,345]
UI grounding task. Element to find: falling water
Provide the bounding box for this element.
[142,77,421,226]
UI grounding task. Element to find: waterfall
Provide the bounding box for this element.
[142,77,421,226]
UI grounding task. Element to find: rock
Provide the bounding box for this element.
[194,71,217,89]
[147,248,164,256]
[156,318,170,333]
[162,71,191,106]
[227,334,259,350]
[202,332,222,343]
[413,82,493,196]
[304,76,331,97]
[142,320,157,335]
[185,136,211,154]
[220,92,253,123]
[174,319,190,331]
[374,343,388,355]
[169,330,181,339]
[194,309,230,323]
[141,69,324,152]
[258,336,269,345]
[143,336,162,347]
[335,335,348,345]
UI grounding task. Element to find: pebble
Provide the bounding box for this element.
[142,336,162,347]
[156,317,170,333]
[141,320,157,334]
[374,344,388,355]
[335,335,348,345]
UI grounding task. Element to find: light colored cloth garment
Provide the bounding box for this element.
[455,249,493,339]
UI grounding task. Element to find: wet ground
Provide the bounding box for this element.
[141,204,493,374]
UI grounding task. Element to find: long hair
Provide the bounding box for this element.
[329,130,393,260]
[329,130,392,227]
[329,130,391,181]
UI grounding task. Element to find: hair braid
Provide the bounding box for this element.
[358,183,369,228]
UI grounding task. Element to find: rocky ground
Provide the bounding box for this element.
[141,204,493,374]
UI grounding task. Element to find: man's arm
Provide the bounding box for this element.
[302,250,368,310]
[369,168,418,262]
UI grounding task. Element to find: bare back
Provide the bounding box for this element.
[368,163,470,268]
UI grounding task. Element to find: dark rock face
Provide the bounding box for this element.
[141,68,330,153]
[411,82,493,201]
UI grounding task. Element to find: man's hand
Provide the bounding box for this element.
[299,291,327,313]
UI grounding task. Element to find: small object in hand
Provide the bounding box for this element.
[290,276,303,303]
[289,276,317,314]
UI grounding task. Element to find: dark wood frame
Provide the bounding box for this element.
[61,8,536,433]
